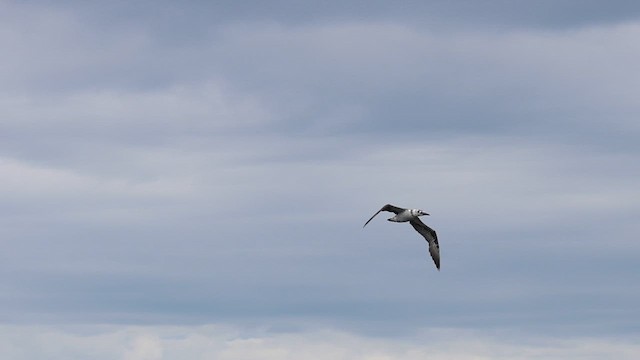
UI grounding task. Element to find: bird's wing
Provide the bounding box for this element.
[409,218,440,270]
[363,204,405,227]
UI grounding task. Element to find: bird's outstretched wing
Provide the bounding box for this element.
[409,218,440,270]
[363,204,405,228]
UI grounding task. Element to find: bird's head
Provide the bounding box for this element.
[412,209,430,217]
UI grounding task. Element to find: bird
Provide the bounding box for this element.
[363,204,440,270]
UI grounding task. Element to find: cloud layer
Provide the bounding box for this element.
[1,1,639,357]
[2,325,640,360]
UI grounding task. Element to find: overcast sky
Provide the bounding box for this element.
[2,1,640,359]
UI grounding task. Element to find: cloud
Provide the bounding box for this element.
[3,2,640,146]
[1,324,639,360]
[2,137,638,334]
[15,0,640,31]
[124,334,163,360]
[206,21,640,145]
[1,0,639,343]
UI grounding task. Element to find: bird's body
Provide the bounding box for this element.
[388,208,424,223]
[363,204,440,270]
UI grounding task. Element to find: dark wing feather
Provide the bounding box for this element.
[363,204,405,228]
[409,218,440,270]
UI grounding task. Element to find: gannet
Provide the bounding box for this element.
[363,204,440,270]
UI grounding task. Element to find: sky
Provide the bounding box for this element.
[1,0,640,358]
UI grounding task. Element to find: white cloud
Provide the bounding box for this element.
[0,325,638,360]
[124,334,163,360]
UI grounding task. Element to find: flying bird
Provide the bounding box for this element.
[363,204,440,270]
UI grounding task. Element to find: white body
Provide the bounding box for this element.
[389,209,421,222]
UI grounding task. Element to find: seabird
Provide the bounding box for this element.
[363,204,440,270]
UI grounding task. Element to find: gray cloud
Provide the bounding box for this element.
[1,0,639,352]
[32,0,640,30]
[3,138,638,335]
[3,2,639,146]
